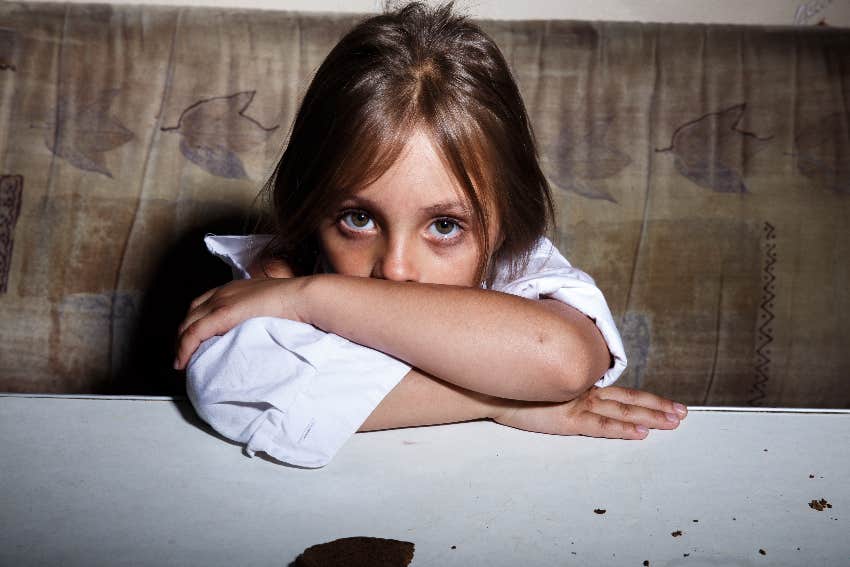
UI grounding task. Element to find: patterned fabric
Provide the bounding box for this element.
[0,2,847,407]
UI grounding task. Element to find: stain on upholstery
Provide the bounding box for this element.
[794,112,850,194]
[0,27,16,71]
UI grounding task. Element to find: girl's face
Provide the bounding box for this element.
[318,130,499,287]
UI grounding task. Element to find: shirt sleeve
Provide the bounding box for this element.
[186,317,411,468]
[491,238,627,388]
[203,234,273,280]
[187,234,411,468]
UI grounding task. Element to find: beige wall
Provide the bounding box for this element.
[16,0,850,26]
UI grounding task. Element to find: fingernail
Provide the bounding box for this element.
[636,425,649,434]
[674,403,687,416]
[665,412,679,423]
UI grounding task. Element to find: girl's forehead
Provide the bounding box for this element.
[350,130,472,211]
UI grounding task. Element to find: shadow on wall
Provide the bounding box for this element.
[113,213,257,397]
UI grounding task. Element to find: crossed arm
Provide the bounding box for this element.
[176,260,687,439]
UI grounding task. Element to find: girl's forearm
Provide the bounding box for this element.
[302,274,610,402]
[361,367,688,441]
[358,368,516,431]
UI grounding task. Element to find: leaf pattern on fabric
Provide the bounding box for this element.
[547,116,631,203]
[178,138,247,180]
[794,112,850,195]
[43,89,134,178]
[657,103,773,194]
[163,91,278,179]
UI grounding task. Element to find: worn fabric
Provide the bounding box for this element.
[0,2,848,407]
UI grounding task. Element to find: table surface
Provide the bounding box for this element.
[1,394,848,567]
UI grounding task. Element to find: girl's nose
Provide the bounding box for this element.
[374,238,420,282]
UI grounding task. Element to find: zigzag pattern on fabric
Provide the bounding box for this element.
[750,221,776,406]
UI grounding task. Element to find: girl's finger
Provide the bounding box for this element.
[582,396,681,431]
[190,287,219,312]
[175,309,233,370]
[177,303,213,337]
[593,386,688,419]
[177,289,220,337]
[571,411,649,440]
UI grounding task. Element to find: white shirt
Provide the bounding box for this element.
[187,234,627,468]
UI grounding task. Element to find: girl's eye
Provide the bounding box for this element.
[429,219,461,238]
[341,211,375,231]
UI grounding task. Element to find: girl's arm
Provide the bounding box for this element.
[177,274,610,403]
[185,253,686,444]
[361,367,686,437]
[305,274,611,402]
[359,368,504,431]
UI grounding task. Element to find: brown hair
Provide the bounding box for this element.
[260,1,554,285]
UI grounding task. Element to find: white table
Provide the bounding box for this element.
[1,394,848,566]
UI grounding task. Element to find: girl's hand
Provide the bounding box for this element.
[493,386,688,440]
[174,276,310,370]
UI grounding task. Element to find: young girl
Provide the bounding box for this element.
[176,2,688,468]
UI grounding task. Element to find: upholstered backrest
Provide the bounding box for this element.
[0,2,848,406]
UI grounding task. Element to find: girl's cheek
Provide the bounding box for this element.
[431,248,481,287]
[323,240,375,277]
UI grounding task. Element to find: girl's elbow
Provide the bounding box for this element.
[552,365,598,402]
[529,307,612,400]
[542,339,611,401]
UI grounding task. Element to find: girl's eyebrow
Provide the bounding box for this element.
[339,197,471,218]
[420,201,472,217]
